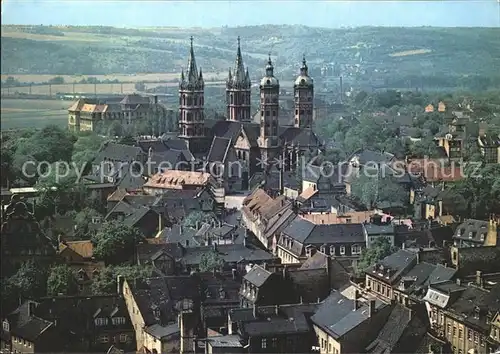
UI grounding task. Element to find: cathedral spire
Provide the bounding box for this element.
[233,36,246,85]
[187,36,198,84]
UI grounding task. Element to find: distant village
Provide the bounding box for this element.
[1,37,500,354]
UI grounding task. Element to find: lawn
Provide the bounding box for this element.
[1,99,69,130]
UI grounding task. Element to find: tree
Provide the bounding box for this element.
[351,172,408,210]
[409,137,442,158]
[48,76,65,84]
[15,125,76,164]
[92,265,153,295]
[182,211,217,228]
[135,82,146,91]
[91,222,143,264]
[71,208,103,239]
[199,250,224,272]
[356,237,397,275]
[4,260,48,301]
[72,133,106,168]
[47,265,78,296]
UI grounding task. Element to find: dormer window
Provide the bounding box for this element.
[329,245,335,255]
[2,320,9,331]
[339,246,346,255]
[95,317,108,326]
[480,233,485,242]
[112,317,126,325]
[469,232,473,239]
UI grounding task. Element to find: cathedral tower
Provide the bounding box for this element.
[293,55,314,129]
[226,37,251,122]
[179,36,205,149]
[257,55,280,166]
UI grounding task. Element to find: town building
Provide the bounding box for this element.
[68,94,174,133]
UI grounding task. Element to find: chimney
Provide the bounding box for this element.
[243,236,247,247]
[28,301,36,317]
[282,265,288,280]
[476,271,483,287]
[180,224,183,234]
[185,239,190,247]
[408,308,412,321]
[300,296,303,304]
[213,243,217,251]
[317,297,321,303]
[196,221,199,230]
[232,268,237,280]
[158,214,162,233]
[253,304,257,318]
[416,251,420,264]
[353,289,360,311]
[402,242,405,250]
[117,275,125,295]
[456,278,461,286]
[275,305,279,315]
[369,300,376,317]
[154,95,158,104]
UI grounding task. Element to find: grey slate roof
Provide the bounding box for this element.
[453,219,491,244]
[93,142,144,164]
[243,265,273,287]
[207,137,232,163]
[311,291,387,339]
[282,217,365,245]
[368,249,417,284]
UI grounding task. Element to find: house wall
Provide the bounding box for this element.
[122,280,146,351]
[313,326,342,354]
[11,336,34,354]
[276,246,301,264]
[366,275,394,301]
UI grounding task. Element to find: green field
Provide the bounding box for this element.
[1,99,68,130]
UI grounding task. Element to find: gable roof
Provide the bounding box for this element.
[243,265,273,287]
[93,142,144,164]
[145,170,211,189]
[311,291,387,339]
[282,217,365,245]
[59,240,94,259]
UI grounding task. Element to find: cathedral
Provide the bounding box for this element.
[178,36,323,191]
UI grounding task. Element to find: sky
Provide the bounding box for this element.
[1,0,499,28]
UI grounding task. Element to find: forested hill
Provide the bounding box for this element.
[2,25,500,89]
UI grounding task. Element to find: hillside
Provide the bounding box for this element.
[2,25,500,89]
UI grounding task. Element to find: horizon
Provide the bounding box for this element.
[1,0,499,28]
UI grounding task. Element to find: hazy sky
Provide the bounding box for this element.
[2,0,499,28]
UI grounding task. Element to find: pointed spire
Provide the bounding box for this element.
[187,36,198,84]
[300,54,308,76]
[228,68,232,82]
[233,36,246,85]
[181,69,185,82]
[245,67,251,87]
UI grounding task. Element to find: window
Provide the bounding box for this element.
[2,320,9,331]
[99,335,109,343]
[468,329,472,341]
[261,338,267,349]
[112,317,126,325]
[459,328,463,339]
[119,334,128,343]
[95,317,108,326]
[340,246,345,255]
[474,332,478,343]
[352,244,361,255]
[329,343,332,353]
[453,327,456,337]
[447,324,451,334]
[272,338,277,348]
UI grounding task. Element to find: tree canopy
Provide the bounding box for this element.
[47,264,78,296]
[91,265,153,295]
[91,222,143,264]
[199,250,224,272]
[356,237,398,275]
